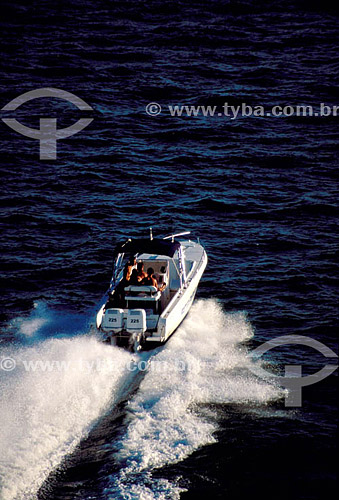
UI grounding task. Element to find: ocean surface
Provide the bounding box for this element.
[0,1,338,499]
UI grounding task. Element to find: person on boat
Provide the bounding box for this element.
[129,268,139,286]
[142,267,166,291]
[126,256,136,279]
[142,267,157,287]
[136,261,147,282]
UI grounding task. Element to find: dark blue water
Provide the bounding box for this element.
[0,1,338,499]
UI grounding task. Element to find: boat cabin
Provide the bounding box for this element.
[102,238,186,335]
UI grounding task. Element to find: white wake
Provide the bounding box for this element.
[0,332,137,500]
[0,299,284,500]
[103,299,284,499]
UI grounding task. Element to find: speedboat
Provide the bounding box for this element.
[95,230,208,351]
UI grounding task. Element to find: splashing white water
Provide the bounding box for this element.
[0,335,136,500]
[0,299,284,500]
[104,299,284,499]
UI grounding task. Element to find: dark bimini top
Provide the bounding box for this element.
[114,238,180,258]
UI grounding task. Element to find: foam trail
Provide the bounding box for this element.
[11,301,89,342]
[103,299,284,499]
[0,335,136,500]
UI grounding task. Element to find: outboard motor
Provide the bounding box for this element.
[126,309,147,335]
[127,309,147,352]
[101,308,124,333]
